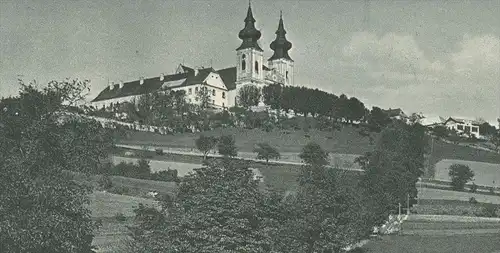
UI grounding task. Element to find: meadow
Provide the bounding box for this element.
[434,159,500,187]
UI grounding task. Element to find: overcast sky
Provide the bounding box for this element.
[1,0,499,123]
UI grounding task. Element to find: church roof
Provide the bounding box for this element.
[237,3,263,52]
[217,67,237,91]
[91,66,237,103]
[269,11,293,61]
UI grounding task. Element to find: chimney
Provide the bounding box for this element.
[139,77,144,85]
[109,81,115,90]
[119,81,124,89]
[194,69,199,76]
[160,73,165,81]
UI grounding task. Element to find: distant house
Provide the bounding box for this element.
[419,116,446,128]
[383,108,408,121]
[443,117,482,138]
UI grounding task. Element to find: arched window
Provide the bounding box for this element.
[286,71,289,81]
[255,61,259,73]
[241,54,246,71]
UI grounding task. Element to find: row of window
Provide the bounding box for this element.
[187,87,226,99]
[456,124,479,133]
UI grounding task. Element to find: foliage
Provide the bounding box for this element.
[359,122,427,225]
[196,84,212,112]
[129,159,277,252]
[448,164,475,191]
[432,125,450,139]
[107,159,152,180]
[98,175,113,190]
[299,142,329,166]
[0,80,110,252]
[253,142,280,163]
[274,144,371,252]
[115,212,127,222]
[150,169,179,183]
[367,106,391,132]
[217,134,237,157]
[470,182,478,193]
[237,84,261,109]
[195,135,219,159]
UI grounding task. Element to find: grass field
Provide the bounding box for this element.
[89,192,159,252]
[418,188,500,204]
[434,159,500,187]
[119,126,375,154]
[359,234,500,253]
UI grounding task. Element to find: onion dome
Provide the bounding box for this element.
[269,11,293,61]
[236,2,263,52]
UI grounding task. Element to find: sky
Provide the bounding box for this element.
[1,0,499,123]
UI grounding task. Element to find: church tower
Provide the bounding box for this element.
[236,2,264,84]
[268,11,294,86]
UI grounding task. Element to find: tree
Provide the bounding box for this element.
[448,164,475,191]
[274,144,370,252]
[432,125,449,139]
[217,135,237,157]
[195,135,218,159]
[129,159,276,252]
[196,84,212,111]
[359,122,427,225]
[299,142,329,166]
[0,79,111,252]
[367,106,391,131]
[253,142,280,164]
[237,84,261,109]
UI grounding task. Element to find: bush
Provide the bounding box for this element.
[115,212,126,222]
[448,164,474,191]
[479,204,498,217]
[155,148,163,155]
[468,197,478,204]
[98,175,113,190]
[469,183,478,193]
[151,169,178,182]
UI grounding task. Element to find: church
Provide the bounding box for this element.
[91,2,295,110]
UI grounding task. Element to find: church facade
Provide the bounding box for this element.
[91,3,294,110]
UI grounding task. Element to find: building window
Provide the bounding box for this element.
[188,88,192,94]
[286,71,289,80]
[255,61,259,73]
[457,125,464,130]
[212,100,215,104]
[222,102,225,107]
[212,89,216,96]
[242,54,246,71]
[472,127,478,133]
[195,87,198,93]
[222,92,225,99]
[465,126,471,133]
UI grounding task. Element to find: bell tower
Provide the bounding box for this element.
[236,2,264,84]
[268,11,294,86]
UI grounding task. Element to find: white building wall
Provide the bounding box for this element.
[445,121,481,138]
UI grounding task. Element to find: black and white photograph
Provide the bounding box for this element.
[1,0,499,252]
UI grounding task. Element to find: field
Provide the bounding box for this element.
[119,126,375,154]
[418,188,500,204]
[359,233,500,253]
[434,159,500,187]
[89,192,159,252]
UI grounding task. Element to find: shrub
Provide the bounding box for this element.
[480,204,498,217]
[151,169,178,182]
[115,212,126,222]
[448,164,474,191]
[155,148,163,155]
[468,197,478,204]
[253,142,280,164]
[469,183,478,193]
[98,175,113,190]
[217,135,237,157]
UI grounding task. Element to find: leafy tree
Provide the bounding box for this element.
[237,84,261,109]
[274,144,370,252]
[136,158,152,180]
[299,142,329,166]
[195,135,218,159]
[0,79,111,252]
[253,142,280,164]
[196,84,212,111]
[346,96,366,123]
[479,122,497,137]
[448,164,475,191]
[359,122,427,225]
[217,135,237,157]
[129,159,276,252]
[432,125,449,139]
[367,106,391,131]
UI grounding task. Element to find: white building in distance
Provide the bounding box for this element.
[91,3,294,110]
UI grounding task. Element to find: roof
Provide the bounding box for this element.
[217,67,237,91]
[383,108,406,118]
[444,117,482,126]
[91,67,215,102]
[419,116,445,126]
